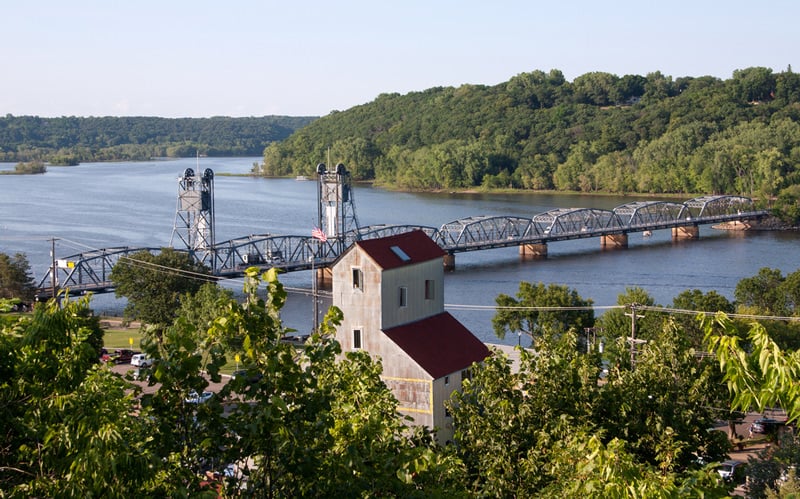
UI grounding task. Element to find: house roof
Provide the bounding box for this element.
[355,230,445,270]
[383,312,490,379]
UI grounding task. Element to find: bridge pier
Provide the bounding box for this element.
[519,243,548,259]
[316,267,333,290]
[672,226,699,240]
[600,233,628,249]
[443,253,456,271]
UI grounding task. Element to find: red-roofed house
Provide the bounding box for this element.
[331,230,490,443]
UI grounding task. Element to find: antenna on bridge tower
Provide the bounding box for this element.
[316,162,360,253]
[170,166,215,269]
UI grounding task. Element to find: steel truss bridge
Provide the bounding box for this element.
[36,164,768,298]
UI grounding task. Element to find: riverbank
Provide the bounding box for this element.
[714,216,798,231]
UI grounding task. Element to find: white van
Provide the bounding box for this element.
[131,354,153,367]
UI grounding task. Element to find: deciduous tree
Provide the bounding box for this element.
[109,248,209,330]
[0,252,35,302]
[492,281,594,345]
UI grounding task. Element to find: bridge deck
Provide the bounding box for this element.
[37,195,769,298]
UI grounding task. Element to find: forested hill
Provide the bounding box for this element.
[257,67,800,204]
[0,115,317,164]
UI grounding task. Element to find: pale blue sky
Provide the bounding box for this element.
[2,0,796,118]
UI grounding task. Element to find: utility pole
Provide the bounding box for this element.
[50,237,57,299]
[625,303,644,369]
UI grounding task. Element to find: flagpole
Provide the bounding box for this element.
[311,251,318,333]
[310,226,327,334]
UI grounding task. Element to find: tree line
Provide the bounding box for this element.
[3,249,800,496]
[0,115,317,164]
[256,67,800,223]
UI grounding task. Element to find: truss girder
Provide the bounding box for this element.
[36,247,163,295]
[614,201,689,228]
[684,195,757,219]
[358,224,441,242]
[438,216,535,247]
[532,208,624,236]
[211,234,338,275]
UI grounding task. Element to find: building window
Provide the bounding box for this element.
[399,286,407,307]
[425,279,435,300]
[444,375,450,386]
[445,406,451,418]
[353,329,361,349]
[352,268,363,290]
[461,369,472,382]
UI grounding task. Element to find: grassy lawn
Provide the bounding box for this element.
[101,324,241,374]
[103,328,144,349]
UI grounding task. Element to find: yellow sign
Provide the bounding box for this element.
[129,337,133,346]
[235,354,240,362]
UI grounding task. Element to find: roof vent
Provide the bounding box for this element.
[390,245,411,262]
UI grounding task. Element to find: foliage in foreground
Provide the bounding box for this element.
[449,330,729,498]
[0,269,462,497]
[7,267,792,497]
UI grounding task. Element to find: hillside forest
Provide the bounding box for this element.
[0,115,316,164]
[256,67,800,223]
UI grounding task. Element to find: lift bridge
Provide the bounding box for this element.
[36,163,769,298]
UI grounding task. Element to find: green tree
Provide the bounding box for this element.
[202,268,464,496]
[109,248,209,330]
[449,334,600,495]
[735,267,788,315]
[596,287,666,359]
[492,281,594,344]
[598,322,731,469]
[449,331,727,497]
[0,297,157,496]
[0,252,36,302]
[671,289,734,348]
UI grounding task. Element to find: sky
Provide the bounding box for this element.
[2,0,798,118]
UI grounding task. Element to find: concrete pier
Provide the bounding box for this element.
[519,243,548,259]
[316,267,333,290]
[601,233,628,249]
[443,253,456,271]
[672,225,699,240]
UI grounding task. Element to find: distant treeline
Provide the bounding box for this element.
[257,67,800,222]
[0,115,317,164]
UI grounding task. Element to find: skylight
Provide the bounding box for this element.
[390,245,411,262]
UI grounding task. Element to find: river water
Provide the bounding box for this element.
[1,157,798,345]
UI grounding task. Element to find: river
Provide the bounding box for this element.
[1,157,798,345]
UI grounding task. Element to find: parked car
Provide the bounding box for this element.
[185,391,214,404]
[751,417,784,435]
[231,369,263,384]
[131,353,153,367]
[102,348,137,364]
[717,459,747,483]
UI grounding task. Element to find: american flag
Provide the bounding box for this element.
[311,227,327,242]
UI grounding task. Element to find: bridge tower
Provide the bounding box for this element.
[170,167,215,269]
[317,163,360,254]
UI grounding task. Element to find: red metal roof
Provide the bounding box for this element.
[383,312,490,379]
[355,230,445,270]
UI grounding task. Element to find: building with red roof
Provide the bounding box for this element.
[331,230,490,443]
